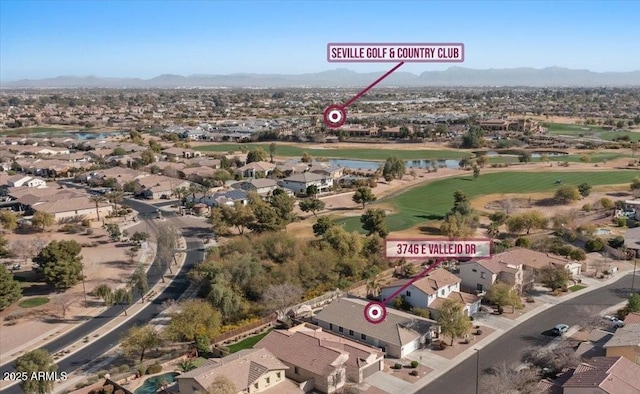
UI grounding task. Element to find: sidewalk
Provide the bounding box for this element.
[0,241,156,367]
[51,247,196,394]
[0,235,189,392]
[365,267,636,394]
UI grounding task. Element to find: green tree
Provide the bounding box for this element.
[360,208,389,237]
[105,190,125,216]
[113,288,133,316]
[247,194,282,233]
[131,231,149,245]
[306,184,319,197]
[139,149,157,165]
[219,202,255,235]
[460,127,484,149]
[538,265,571,290]
[269,142,277,163]
[506,211,548,235]
[554,185,581,203]
[299,198,325,217]
[382,156,405,181]
[33,240,83,290]
[112,147,127,156]
[94,284,113,306]
[31,211,55,231]
[15,349,57,394]
[270,192,296,225]
[322,226,363,258]
[352,187,376,209]
[206,278,246,321]
[489,211,508,225]
[473,165,480,178]
[518,151,532,163]
[105,223,122,241]
[130,263,149,302]
[577,183,592,198]
[88,195,107,222]
[0,264,22,310]
[437,299,472,346]
[246,147,267,163]
[120,325,163,362]
[313,216,336,237]
[167,299,222,343]
[485,282,521,313]
[440,212,477,238]
[0,210,18,232]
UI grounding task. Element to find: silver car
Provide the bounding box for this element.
[551,324,569,335]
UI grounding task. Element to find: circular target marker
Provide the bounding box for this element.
[323,105,347,128]
[363,302,387,324]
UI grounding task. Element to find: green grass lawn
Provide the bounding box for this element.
[486,152,631,165]
[569,285,586,292]
[544,122,640,142]
[191,357,207,367]
[227,329,273,353]
[195,143,470,160]
[337,171,639,233]
[18,297,50,308]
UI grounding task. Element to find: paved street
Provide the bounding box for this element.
[416,272,637,394]
[0,198,211,394]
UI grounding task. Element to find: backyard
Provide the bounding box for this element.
[336,171,638,233]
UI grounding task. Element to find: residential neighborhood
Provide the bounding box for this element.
[1,2,640,393]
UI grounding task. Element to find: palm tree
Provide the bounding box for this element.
[89,195,107,221]
[366,276,382,299]
[105,190,124,217]
[172,186,189,214]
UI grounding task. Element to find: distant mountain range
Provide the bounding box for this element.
[2,67,639,88]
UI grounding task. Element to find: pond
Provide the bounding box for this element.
[483,150,569,158]
[134,372,178,394]
[318,158,461,170]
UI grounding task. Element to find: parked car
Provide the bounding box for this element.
[603,315,625,328]
[551,324,569,336]
[12,264,21,270]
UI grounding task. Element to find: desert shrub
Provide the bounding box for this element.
[410,370,419,376]
[87,376,99,384]
[147,363,162,374]
[108,367,119,375]
[136,365,146,376]
[410,361,419,368]
[515,237,530,248]
[82,219,91,227]
[569,248,586,261]
[97,370,108,379]
[118,365,130,373]
[585,238,604,252]
[476,329,483,335]
[85,228,94,235]
[616,217,628,227]
[582,204,592,212]
[393,363,402,369]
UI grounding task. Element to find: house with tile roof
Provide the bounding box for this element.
[234,161,276,178]
[255,323,384,393]
[281,172,332,195]
[380,267,480,317]
[313,297,438,358]
[603,323,640,365]
[175,348,302,394]
[31,195,113,222]
[561,356,640,393]
[459,252,525,294]
[459,248,581,294]
[231,179,283,197]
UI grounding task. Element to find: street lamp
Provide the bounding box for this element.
[475,348,480,394]
[632,258,637,295]
[80,262,88,308]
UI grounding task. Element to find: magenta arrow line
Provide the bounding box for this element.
[342,61,405,108]
[380,257,447,304]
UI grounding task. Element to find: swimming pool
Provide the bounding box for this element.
[134,372,178,394]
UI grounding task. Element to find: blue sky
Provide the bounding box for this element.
[1,0,638,80]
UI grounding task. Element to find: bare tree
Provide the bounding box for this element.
[521,342,581,375]
[51,292,77,319]
[11,240,35,265]
[262,283,304,320]
[479,362,539,394]
[575,305,605,333]
[207,375,237,394]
